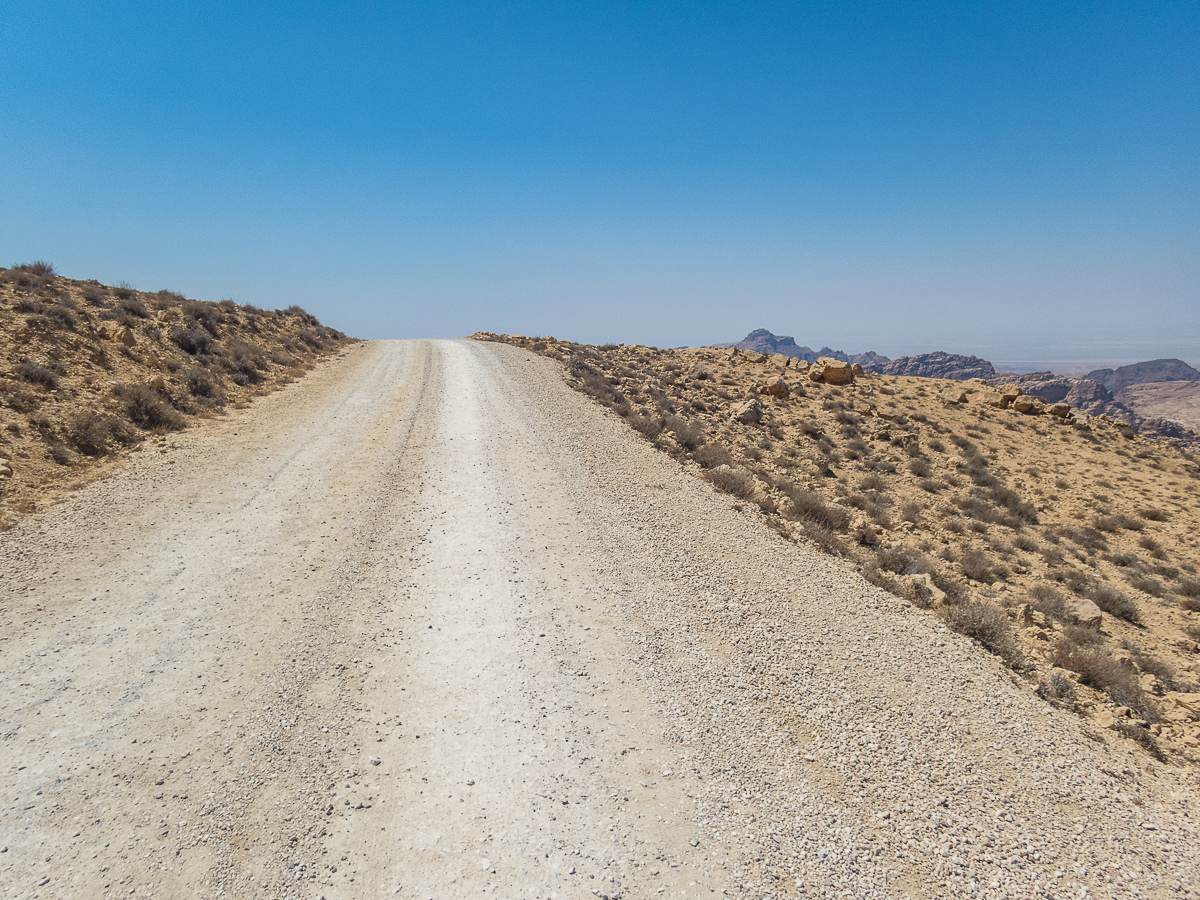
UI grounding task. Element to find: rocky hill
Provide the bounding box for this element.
[1088,358,1200,393]
[476,331,1200,763]
[990,371,1133,419]
[713,328,889,368]
[0,261,354,529]
[880,351,997,380]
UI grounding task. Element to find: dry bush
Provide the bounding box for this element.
[171,323,213,355]
[628,411,664,439]
[1136,506,1169,522]
[1126,574,1165,597]
[943,601,1026,670]
[1112,721,1166,761]
[224,338,266,384]
[704,466,757,500]
[114,383,184,431]
[693,441,732,469]
[117,295,150,318]
[1095,513,1144,533]
[183,368,219,399]
[778,483,851,532]
[1050,641,1154,720]
[665,415,706,451]
[907,457,931,477]
[17,361,59,390]
[1029,582,1070,622]
[1037,670,1076,704]
[960,548,996,582]
[1089,583,1141,624]
[68,409,115,456]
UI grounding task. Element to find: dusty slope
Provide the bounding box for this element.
[0,262,353,530]
[472,334,1200,763]
[2,339,1198,900]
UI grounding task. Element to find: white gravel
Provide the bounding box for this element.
[0,338,1196,899]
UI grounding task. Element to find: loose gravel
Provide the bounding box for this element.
[0,339,1196,900]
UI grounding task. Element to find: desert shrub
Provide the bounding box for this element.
[874,545,928,576]
[17,260,56,277]
[1136,506,1169,522]
[693,441,732,469]
[1094,513,1144,533]
[1013,533,1038,552]
[1176,578,1200,601]
[665,415,705,451]
[1137,535,1165,559]
[780,485,851,532]
[13,297,47,314]
[1051,641,1154,720]
[960,548,996,582]
[944,601,1026,670]
[1126,575,1165,597]
[859,473,886,492]
[1062,526,1107,552]
[113,282,136,300]
[68,409,115,455]
[1089,583,1141,624]
[48,440,72,465]
[115,383,185,431]
[43,303,78,328]
[1029,583,1069,621]
[1184,623,1200,642]
[1127,647,1180,692]
[1112,721,1166,761]
[704,466,757,500]
[1037,670,1076,704]
[568,357,598,378]
[907,457,931,477]
[917,477,945,493]
[628,412,664,439]
[117,295,150,318]
[171,322,213,355]
[1051,567,1092,595]
[18,361,59,389]
[183,368,219,399]
[182,300,220,334]
[230,372,251,386]
[224,338,265,383]
[899,501,922,523]
[82,285,108,305]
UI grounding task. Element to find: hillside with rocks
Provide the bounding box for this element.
[474,331,1200,763]
[0,261,354,529]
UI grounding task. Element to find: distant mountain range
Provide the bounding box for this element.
[711,329,1200,446]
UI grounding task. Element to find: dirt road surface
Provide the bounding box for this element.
[2,340,1197,900]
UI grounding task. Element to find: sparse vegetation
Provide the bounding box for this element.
[473,332,1200,762]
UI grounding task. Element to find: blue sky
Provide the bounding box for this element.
[2,1,1197,369]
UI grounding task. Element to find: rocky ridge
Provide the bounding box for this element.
[473,331,1200,765]
[0,261,354,529]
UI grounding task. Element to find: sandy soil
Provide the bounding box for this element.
[2,340,1197,900]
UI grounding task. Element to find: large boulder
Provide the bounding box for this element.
[759,376,790,398]
[732,398,764,424]
[813,357,855,385]
[1065,597,1103,630]
[1011,395,1045,414]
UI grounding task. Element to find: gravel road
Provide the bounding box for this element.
[2,339,1197,900]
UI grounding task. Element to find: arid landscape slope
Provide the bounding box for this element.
[474,333,1200,763]
[2,338,1197,900]
[0,262,353,530]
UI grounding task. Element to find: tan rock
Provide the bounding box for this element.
[851,363,864,376]
[793,359,811,373]
[0,458,12,478]
[1065,597,1103,629]
[807,363,826,383]
[771,354,792,368]
[113,326,136,346]
[816,357,854,384]
[742,350,764,363]
[1046,402,1071,417]
[1012,395,1045,414]
[944,387,969,404]
[732,398,764,424]
[759,376,789,399]
[148,375,167,391]
[979,391,1008,409]
[998,384,1022,402]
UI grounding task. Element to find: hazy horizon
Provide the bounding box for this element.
[3,3,1196,367]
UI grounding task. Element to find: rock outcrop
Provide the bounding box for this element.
[1087,359,1200,394]
[712,330,888,369]
[881,352,997,381]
